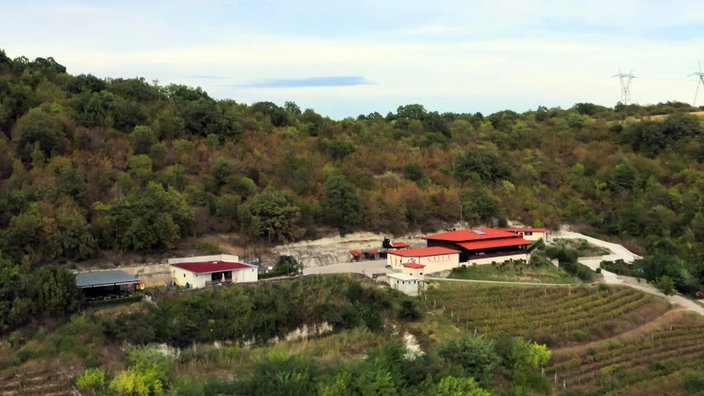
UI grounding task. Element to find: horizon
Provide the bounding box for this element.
[2,1,704,119]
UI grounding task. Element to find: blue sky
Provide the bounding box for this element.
[2,0,704,119]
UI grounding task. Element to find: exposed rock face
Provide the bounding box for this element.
[271,232,428,268]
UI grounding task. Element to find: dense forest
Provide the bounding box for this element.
[2,49,704,326]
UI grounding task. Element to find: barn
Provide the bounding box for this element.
[169,254,258,289]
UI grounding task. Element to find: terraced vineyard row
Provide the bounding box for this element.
[0,364,76,396]
[424,282,668,347]
[548,313,704,394]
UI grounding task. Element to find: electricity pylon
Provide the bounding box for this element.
[614,69,636,105]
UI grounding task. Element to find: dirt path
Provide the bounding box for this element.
[553,230,704,316]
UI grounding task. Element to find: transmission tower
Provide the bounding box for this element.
[613,69,636,105]
[690,62,704,106]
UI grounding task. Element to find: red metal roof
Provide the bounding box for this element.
[402,262,426,268]
[388,246,460,257]
[423,228,519,242]
[350,250,363,256]
[457,237,531,251]
[389,242,410,248]
[171,261,252,274]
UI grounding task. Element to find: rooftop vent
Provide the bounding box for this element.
[472,230,486,235]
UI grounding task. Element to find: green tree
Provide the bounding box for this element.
[0,258,28,332]
[655,275,677,295]
[454,148,511,183]
[96,182,194,252]
[55,197,97,260]
[320,174,361,235]
[402,162,427,184]
[460,185,503,226]
[437,335,500,388]
[127,154,153,186]
[130,125,157,155]
[29,266,81,316]
[12,107,70,162]
[238,188,304,243]
[430,376,491,396]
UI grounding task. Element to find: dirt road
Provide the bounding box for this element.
[553,230,704,316]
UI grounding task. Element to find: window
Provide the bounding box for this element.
[183,274,186,277]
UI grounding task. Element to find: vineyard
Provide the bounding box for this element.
[424,281,704,395]
[423,281,669,347]
[0,361,77,396]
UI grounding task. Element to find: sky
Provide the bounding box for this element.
[2,0,704,119]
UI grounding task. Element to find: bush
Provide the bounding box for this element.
[684,371,704,393]
[654,275,677,295]
[573,330,590,342]
[76,368,106,395]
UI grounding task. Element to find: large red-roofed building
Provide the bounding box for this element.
[423,227,547,264]
[169,254,258,289]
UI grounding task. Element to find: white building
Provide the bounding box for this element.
[401,262,426,278]
[387,247,461,274]
[169,254,258,289]
[387,273,421,296]
[501,227,550,242]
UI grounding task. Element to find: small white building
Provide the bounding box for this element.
[401,262,426,278]
[169,254,258,289]
[501,227,550,242]
[387,247,461,274]
[387,273,421,296]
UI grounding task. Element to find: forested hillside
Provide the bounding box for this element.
[1,50,704,292]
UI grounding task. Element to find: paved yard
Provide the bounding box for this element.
[302,259,389,276]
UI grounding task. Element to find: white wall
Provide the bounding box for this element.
[389,277,419,296]
[172,266,258,289]
[513,231,548,242]
[389,252,460,273]
[172,266,208,289]
[233,267,258,283]
[467,252,529,265]
[402,266,425,278]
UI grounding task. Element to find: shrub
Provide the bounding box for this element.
[684,371,704,393]
[573,330,590,342]
[76,368,106,395]
[650,358,681,374]
[654,275,677,295]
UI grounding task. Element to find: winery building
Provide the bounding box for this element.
[169,254,258,289]
[423,228,540,264]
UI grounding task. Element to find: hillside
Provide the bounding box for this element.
[3,50,704,394]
